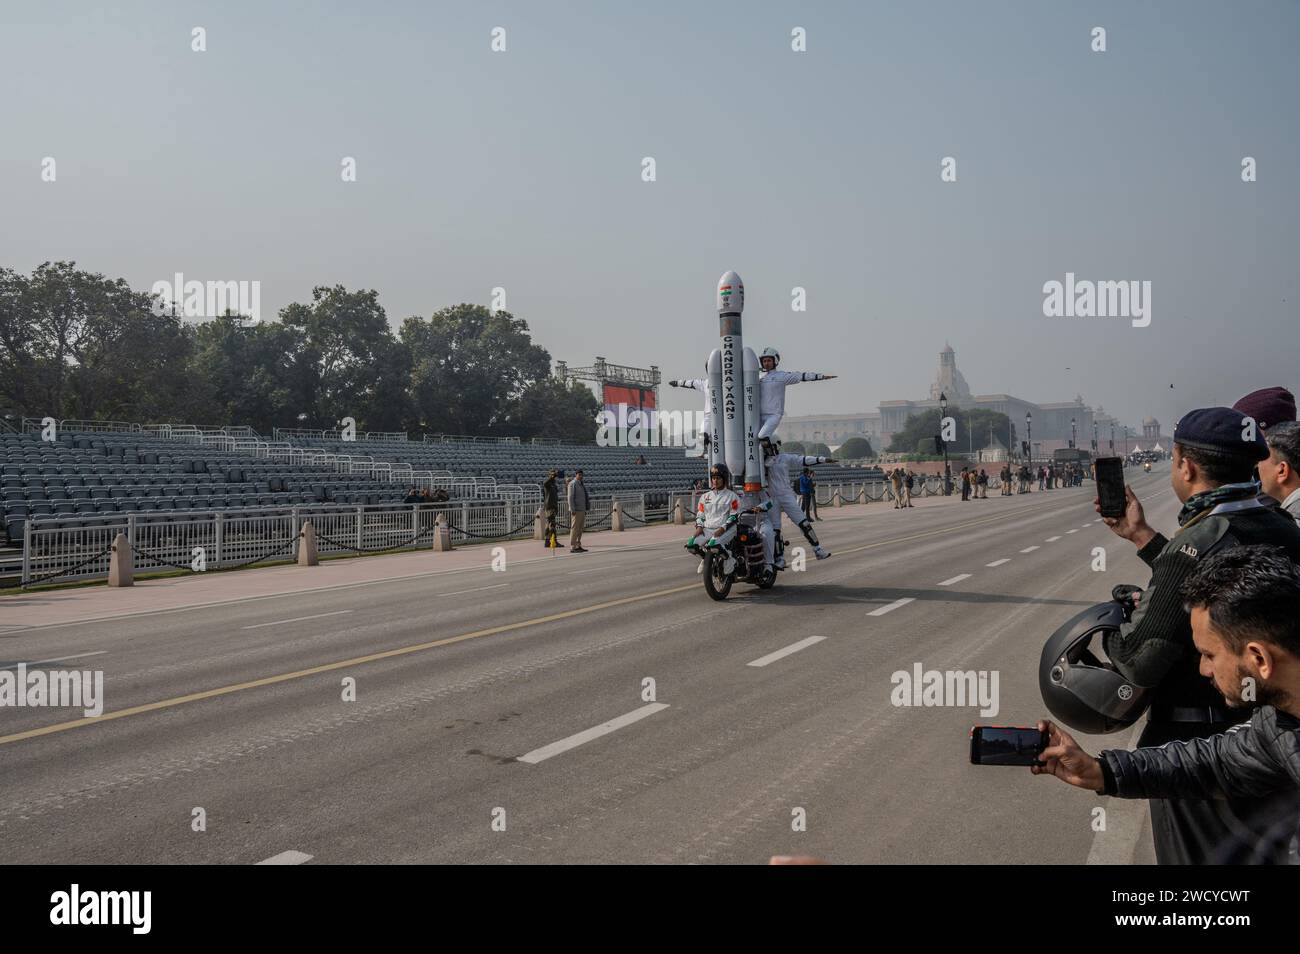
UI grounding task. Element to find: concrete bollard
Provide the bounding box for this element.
[611,501,624,532]
[672,499,685,525]
[533,507,544,540]
[834,485,844,508]
[298,520,320,566]
[108,532,133,587]
[432,513,453,552]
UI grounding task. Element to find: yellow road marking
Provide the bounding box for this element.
[0,581,699,746]
[0,491,1102,747]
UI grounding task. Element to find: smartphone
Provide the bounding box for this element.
[1095,456,1126,519]
[969,725,1048,766]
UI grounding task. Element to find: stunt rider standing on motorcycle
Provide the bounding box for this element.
[687,463,742,573]
[763,441,834,564]
[757,347,836,448]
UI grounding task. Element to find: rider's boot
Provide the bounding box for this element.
[799,518,831,560]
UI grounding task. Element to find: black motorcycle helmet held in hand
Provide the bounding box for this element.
[1039,597,1152,734]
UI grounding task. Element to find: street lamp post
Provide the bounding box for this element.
[1025,411,1032,492]
[939,392,950,495]
[1070,417,1077,451]
[1110,423,1115,454]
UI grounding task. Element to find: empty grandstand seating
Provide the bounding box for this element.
[0,431,408,547]
[282,436,880,507]
[2,426,884,577]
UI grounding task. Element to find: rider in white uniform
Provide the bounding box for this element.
[757,347,836,443]
[668,369,711,457]
[687,463,741,572]
[763,443,833,564]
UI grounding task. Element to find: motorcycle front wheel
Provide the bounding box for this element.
[702,549,734,601]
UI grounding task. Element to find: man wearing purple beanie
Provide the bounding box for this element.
[1232,386,1297,432]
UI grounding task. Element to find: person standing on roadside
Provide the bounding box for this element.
[542,469,563,549]
[567,468,590,552]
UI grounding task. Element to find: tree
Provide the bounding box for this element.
[837,436,873,459]
[782,440,806,454]
[280,285,405,432]
[499,378,600,443]
[806,442,832,457]
[0,266,39,413]
[402,304,551,436]
[187,314,304,433]
[0,261,195,421]
[887,407,1015,456]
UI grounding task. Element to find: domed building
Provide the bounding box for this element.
[780,344,1148,457]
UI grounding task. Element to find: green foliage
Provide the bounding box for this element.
[0,263,589,441]
[782,440,806,454]
[837,436,873,458]
[500,377,600,443]
[806,441,832,457]
[887,406,1017,455]
[403,303,552,436]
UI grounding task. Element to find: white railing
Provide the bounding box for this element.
[20,495,650,586]
[22,418,142,435]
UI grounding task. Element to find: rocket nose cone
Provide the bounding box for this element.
[717,270,744,315]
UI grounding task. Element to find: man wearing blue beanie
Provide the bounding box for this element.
[1097,406,1300,863]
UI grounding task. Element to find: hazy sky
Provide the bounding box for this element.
[4,0,1298,430]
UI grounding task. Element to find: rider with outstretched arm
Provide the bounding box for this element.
[757,347,836,444]
[667,367,711,457]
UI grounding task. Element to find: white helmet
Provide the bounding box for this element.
[760,347,780,368]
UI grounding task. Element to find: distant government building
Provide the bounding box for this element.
[780,345,1163,457]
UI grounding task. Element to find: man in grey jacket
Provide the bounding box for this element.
[1033,545,1300,863]
[1260,422,1300,521]
[566,469,590,553]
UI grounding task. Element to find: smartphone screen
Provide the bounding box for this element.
[969,726,1047,766]
[1095,456,1126,518]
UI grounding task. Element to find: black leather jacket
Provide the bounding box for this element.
[1100,706,1300,800]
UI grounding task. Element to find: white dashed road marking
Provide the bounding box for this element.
[868,598,915,617]
[1066,529,1079,534]
[1046,536,1062,542]
[518,703,670,764]
[1020,546,1040,553]
[0,651,107,671]
[747,636,827,668]
[985,559,1010,567]
[257,850,313,865]
[242,610,353,630]
[937,574,971,586]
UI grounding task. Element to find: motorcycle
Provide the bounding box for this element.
[689,509,778,600]
[1143,461,1151,473]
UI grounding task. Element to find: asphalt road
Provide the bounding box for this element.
[0,467,1176,864]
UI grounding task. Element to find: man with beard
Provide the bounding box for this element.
[1033,545,1300,863]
